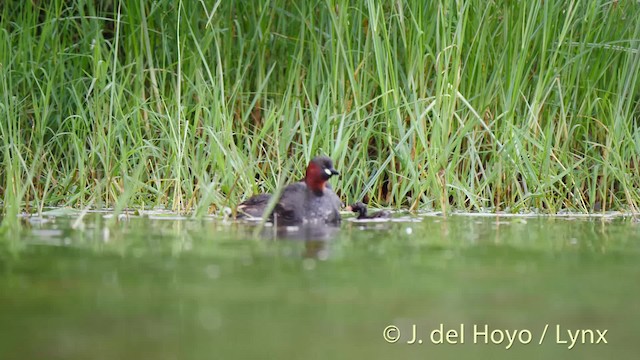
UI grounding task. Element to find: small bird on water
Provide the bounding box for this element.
[347,202,391,220]
[236,156,342,226]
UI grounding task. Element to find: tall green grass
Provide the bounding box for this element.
[1,0,639,219]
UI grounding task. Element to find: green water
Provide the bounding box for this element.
[1,212,639,359]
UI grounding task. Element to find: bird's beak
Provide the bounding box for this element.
[324,168,339,177]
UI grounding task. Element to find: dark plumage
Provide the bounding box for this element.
[348,202,391,219]
[236,156,341,225]
[236,193,272,218]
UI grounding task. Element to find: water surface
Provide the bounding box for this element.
[1,211,639,359]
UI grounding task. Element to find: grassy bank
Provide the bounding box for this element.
[1,0,639,219]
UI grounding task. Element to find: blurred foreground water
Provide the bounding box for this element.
[1,210,639,359]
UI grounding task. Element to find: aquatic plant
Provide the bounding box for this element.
[1,0,638,217]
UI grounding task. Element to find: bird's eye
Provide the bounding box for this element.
[324,168,332,176]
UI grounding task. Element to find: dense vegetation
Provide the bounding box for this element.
[1,0,639,220]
